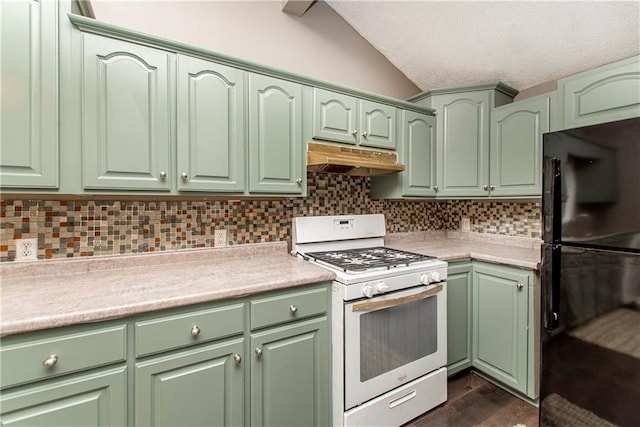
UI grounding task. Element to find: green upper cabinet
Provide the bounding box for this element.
[370,110,436,198]
[409,83,519,199]
[0,0,58,189]
[81,34,172,191]
[489,93,554,197]
[434,91,492,197]
[176,55,245,193]
[472,262,531,395]
[559,55,640,129]
[312,89,358,144]
[311,88,397,150]
[248,74,304,195]
[359,99,396,150]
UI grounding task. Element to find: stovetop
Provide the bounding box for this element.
[303,247,435,273]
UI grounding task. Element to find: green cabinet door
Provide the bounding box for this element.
[435,91,491,197]
[176,55,245,193]
[0,0,58,188]
[0,366,126,426]
[81,34,171,191]
[490,93,553,197]
[472,263,530,394]
[359,100,397,150]
[312,88,358,145]
[446,262,473,376]
[250,317,330,427]
[559,55,640,129]
[135,338,244,427]
[248,74,304,194]
[372,110,436,198]
[402,110,436,197]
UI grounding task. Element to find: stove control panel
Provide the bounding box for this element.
[351,267,447,300]
[420,272,441,285]
[333,218,354,231]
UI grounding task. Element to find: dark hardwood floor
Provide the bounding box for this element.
[404,372,539,427]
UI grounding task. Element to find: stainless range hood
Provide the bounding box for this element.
[306,142,405,177]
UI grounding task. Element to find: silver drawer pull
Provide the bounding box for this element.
[233,354,242,365]
[255,347,263,358]
[43,354,58,368]
[190,325,201,336]
[289,304,298,314]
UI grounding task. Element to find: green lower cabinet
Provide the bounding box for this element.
[446,262,473,376]
[250,317,330,427]
[0,366,127,427]
[472,262,531,395]
[135,338,244,426]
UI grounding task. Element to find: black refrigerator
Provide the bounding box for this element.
[540,117,640,426]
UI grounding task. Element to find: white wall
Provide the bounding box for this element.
[90,0,420,99]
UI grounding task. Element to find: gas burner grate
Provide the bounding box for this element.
[304,247,434,272]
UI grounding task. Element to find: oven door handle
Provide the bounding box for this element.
[351,284,443,312]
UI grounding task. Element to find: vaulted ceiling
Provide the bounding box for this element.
[322,0,640,92]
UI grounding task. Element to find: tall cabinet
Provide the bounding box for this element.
[0,0,59,188]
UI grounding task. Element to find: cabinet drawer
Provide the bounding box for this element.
[0,325,126,389]
[250,286,328,330]
[135,303,244,358]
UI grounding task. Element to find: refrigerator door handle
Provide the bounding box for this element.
[543,157,562,244]
[542,243,561,331]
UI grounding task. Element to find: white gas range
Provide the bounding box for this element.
[292,214,448,427]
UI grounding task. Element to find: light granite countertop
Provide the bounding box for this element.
[385,231,542,270]
[1,232,541,337]
[0,242,335,337]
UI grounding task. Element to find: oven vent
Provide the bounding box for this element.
[307,142,406,177]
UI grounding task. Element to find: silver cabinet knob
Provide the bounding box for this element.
[362,131,369,138]
[159,171,167,180]
[190,325,201,336]
[351,130,358,137]
[516,282,524,290]
[433,185,439,192]
[289,304,298,314]
[483,185,489,191]
[490,185,496,191]
[181,172,188,182]
[233,354,242,365]
[296,178,303,185]
[43,354,58,368]
[255,347,263,358]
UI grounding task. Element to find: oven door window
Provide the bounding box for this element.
[360,296,438,382]
[344,284,447,409]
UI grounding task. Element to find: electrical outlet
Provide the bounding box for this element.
[214,229,227,247]
[460,217,471,232]
[15,238,38,261]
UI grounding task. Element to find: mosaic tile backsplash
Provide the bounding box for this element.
[0,173,541,261]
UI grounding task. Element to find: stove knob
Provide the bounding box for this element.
[362,285,374,298]
[431,271,441,283]
[419,274,431,285]
[377,282,390,293]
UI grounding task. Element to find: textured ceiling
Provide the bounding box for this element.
[324,0,640,92]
